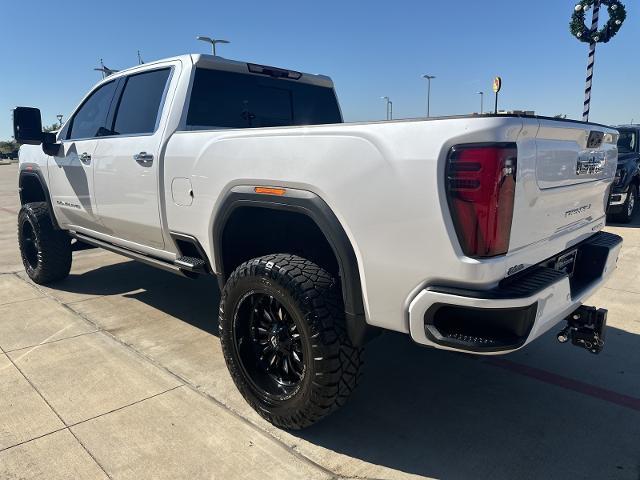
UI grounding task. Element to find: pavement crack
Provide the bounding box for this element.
[3,330,100,355]
[67,385,184,429]
[0,426,69,454]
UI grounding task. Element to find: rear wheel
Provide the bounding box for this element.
[219,254,362,429]
[18,202,72,284]
[611,183,637,224]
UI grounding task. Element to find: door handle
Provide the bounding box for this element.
[134,152,154,166]
[79,152,91,164]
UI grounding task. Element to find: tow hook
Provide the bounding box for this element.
[556,305,607,354]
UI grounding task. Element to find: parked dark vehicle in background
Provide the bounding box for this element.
[608,125,640,223]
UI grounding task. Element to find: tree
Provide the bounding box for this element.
[0,140,19,154]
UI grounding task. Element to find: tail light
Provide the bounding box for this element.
[445,143,517,257]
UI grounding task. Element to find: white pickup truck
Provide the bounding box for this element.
[14,54,622,429]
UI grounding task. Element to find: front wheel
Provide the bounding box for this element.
[219,254,362,429]
[18,202,72,284]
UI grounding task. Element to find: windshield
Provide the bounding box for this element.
[187,68,342,129]
[617,130,637,154]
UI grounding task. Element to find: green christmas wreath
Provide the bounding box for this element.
[570,0,626,43]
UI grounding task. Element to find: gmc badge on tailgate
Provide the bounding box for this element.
[576,150,606,175]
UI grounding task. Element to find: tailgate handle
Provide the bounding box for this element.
[587,131,604,149]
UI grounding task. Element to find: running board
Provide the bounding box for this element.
[70,232,187,277]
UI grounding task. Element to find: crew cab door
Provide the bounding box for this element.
[93,66,174,250]
[48,80,118,230]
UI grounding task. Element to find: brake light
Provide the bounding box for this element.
[445,144,517,257]
[247,63,302,80]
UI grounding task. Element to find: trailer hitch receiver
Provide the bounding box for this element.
[556,305,607,354]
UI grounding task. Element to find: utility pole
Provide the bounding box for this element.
[196,35,230,56]
[422,75,436,117]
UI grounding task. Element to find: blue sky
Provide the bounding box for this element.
[1,0,637,139]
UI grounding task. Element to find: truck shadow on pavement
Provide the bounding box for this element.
[52,259,640,479]
[51,260,221,335]
[295,329,640,479]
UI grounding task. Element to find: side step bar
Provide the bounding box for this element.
[70,232,187,277]
[175,256,207,273]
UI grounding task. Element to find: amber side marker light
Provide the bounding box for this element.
[254,186,286,196]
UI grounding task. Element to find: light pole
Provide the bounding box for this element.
[381,96,393,120]
[196,36,230,56]
[422,74,435,117]
[477,91,484,114]
[56,114,63,128]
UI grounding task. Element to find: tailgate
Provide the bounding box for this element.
[509,119,618,251]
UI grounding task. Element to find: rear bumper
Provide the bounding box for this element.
[408,231,622,354]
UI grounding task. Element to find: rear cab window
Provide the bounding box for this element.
[186,67,342,129]
[112,68,171,136]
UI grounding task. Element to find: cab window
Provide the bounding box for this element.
[617,131,637,154]
[111,68,171,136]
[67,81,117,140]
[186,68,342,129]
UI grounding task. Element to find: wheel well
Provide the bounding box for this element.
[220,207,339,280]
[19,174,47,205]
[214,189,370,346]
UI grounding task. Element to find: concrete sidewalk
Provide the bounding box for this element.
[1,162,639,479]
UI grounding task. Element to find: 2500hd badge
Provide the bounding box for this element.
[565,204,592,217]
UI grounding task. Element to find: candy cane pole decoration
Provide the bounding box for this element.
[571,1,626,120]
[582,0,600,122]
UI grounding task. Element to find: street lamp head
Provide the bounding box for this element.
[423,74,436,80]
[197,36,230,56]
[381,96,389,101]
[477,91,484,95]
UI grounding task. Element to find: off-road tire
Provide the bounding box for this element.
[18,202,71,284]
[219,254,363,429]
[610,183,637,224]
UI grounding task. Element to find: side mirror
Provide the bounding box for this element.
[13,107,44,145]
[13,106,61,156]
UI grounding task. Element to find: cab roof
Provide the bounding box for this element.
[98,53,334,89]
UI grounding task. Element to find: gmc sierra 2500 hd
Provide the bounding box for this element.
[14,54,622,429]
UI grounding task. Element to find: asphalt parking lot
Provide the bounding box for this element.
[0,162,639,480]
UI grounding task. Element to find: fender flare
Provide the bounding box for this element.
[18,169,60,230]
[212,186,369,345]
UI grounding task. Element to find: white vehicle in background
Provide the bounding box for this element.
[14,54,622,429]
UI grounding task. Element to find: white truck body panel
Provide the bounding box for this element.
[18,53,620,354]
[163,116,617,336]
